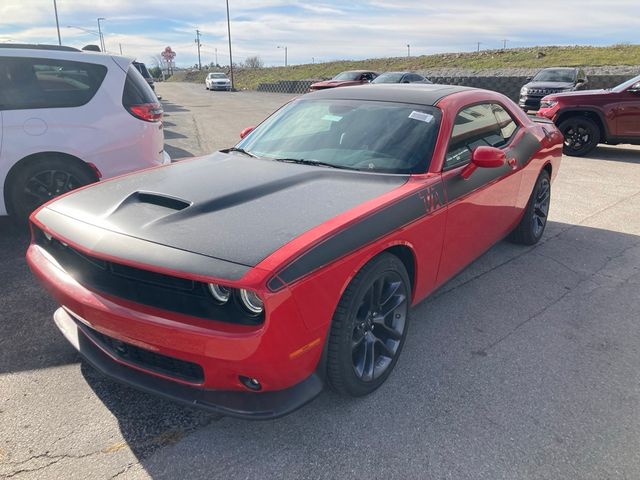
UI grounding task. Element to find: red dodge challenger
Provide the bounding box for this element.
[27,85,562,419]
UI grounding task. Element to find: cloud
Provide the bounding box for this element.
[1,0,639,67]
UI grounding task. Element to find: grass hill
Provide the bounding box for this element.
[168,44,640,90]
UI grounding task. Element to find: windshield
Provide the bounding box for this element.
[235,99,441,174]
[210,73,227,79]
[332,71,361,81]
[611,73,640,93]
[372,73,404,83]
[532,69,576,83]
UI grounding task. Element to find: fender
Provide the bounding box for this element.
[555,107,611,139]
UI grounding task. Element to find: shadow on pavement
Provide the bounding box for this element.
[165,144,195,159]
[586,145,640,164]
[75,221,639,478]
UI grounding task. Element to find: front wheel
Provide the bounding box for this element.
[508,170,551,245]
[559,116,600,156]
[326,253,410,397]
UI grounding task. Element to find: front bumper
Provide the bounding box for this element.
[211,84,231,90]
[54,307,322,419]
[519,96,543,110]
[27,239,327,417]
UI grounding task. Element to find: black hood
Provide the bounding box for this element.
[524,81,575,90]
[42,152,407,269]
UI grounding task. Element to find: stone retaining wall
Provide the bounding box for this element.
[256,74,635,100]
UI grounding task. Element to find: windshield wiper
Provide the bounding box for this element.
[272,158,357,170]
[221,147,257,158]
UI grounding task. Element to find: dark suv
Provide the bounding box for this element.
[519,67,588,112]
[537,74,640,156]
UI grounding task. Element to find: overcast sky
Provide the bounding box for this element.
[1,0,639,68]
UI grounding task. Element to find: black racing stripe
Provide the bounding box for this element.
[270,183,445,290]
[507,131,541,168]
[444,162,511,203]
[445,131,541,202]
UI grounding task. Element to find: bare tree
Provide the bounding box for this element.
[244,55,264,69]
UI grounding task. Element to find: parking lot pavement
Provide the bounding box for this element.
[1,82,639,480]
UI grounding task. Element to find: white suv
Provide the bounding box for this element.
[205,72,232,91]
[0,44,170,222]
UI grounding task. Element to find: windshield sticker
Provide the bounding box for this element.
[322,114,343,122]
[409,111,434,123]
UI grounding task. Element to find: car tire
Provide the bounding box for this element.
[7,157,96,225]
[508,170,551,246]
[559,116,600,156]
[326,252,410,397]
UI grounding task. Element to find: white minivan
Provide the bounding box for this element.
[0,44,170,222]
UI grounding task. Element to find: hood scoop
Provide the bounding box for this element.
[105,191,192,230]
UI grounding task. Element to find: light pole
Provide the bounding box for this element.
[476,41,482,53]
[53,0,61,45]
[225,0,234,89]
[407,44,410,57]
[97,17,106,52]
[277,45,288,67]
[215,47,218,67]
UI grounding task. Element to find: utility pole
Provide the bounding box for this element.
[53,0,61,45]
[97,18,105,52]
[226,0,234,89]
[476,41,481,53]
[215,47,218,66]
[407,44,410,57]
[312,57,315,64]
[195,29,202,70]
[502,39,508,50]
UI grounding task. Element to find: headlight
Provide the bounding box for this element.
[239,289,264,315]
[520,87,529,95]
[540,100,558,109]
[208,283,231,304]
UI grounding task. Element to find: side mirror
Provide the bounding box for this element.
[461,146,506,179]
[240,126,255,139]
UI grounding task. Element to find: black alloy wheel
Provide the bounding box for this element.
[531,176,550,239]
[508,169,551,246]
[559,117,600,156]
[8,158,95,225]
[327,253,410,396]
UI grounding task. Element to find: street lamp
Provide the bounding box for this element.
[277,45,288,67]
[225,0,234,90]
[53,0,61,46]
[407,44,410,57]
[97,17,106,52]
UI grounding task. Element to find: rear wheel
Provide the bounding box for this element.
[559,116,600,156]
[7,157,95,225]
[327,253,410,396]
[508,170,551,245]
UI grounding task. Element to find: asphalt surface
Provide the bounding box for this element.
[1,81,640,479]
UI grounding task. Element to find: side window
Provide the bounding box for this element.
[0,57,107,111]
[444,104,505,169]
[491,104,518,143]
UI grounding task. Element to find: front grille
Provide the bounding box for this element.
[528,88,562,95]
[79,321,205,384]
[34,228,263,325]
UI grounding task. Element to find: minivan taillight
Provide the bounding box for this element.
[127,103,163,122]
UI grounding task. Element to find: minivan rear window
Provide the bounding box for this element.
[0,57,107,111]
[122,65,157,107]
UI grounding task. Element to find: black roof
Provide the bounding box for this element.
[0,43,80,52]
[305,84,474,106]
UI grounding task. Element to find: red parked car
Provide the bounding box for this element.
[537,73,640,156]
[28,85,562,418]
[309,70,378,91]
